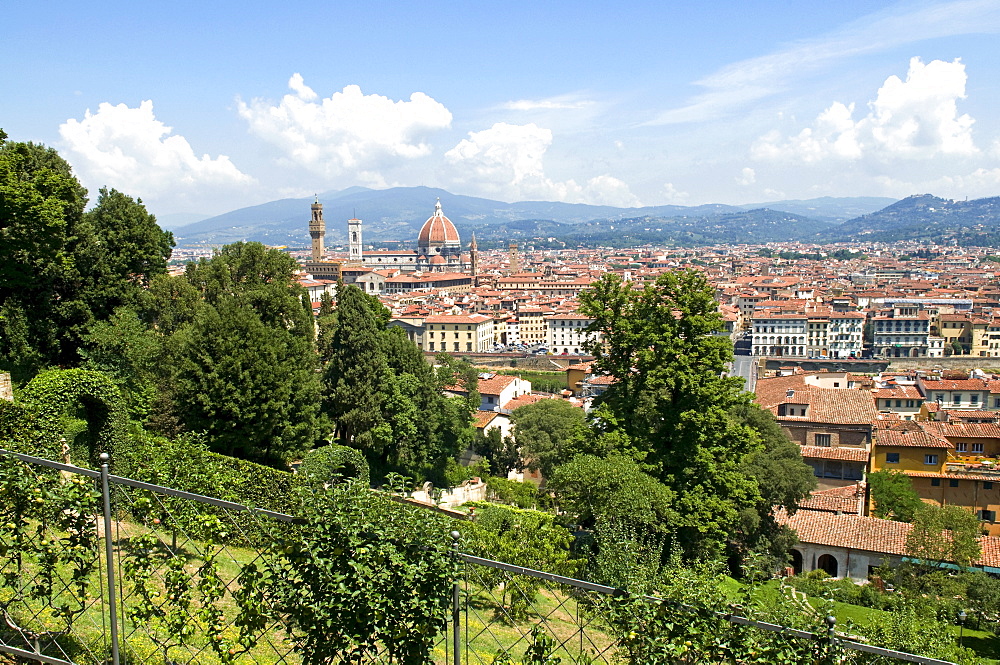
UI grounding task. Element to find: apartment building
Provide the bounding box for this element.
[545,314,598,355]
[422,314,494,353]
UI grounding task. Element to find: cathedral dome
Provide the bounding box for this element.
[417,199,461,252]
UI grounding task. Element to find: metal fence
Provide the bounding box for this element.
[0,448,959,665]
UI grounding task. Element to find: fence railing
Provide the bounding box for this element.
[0,448,959,665]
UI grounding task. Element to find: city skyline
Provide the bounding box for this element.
[4,0,1000,220]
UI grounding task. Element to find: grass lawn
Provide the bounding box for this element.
[744,579,1000,664]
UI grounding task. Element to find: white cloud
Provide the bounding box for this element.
[504,96,594,111]
[444,122,640,206]
[736,167,756,186]
[58,100,254,211]
[649,0,1000,125]
[237,75,453,183]
[662,183,690,204]
[752,58,976,163]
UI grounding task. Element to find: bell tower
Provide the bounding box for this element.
[348,215,363,264]
[309,195,325,262]
[469,232,479,277]
[508,242,520,274]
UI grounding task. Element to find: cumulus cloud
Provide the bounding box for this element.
[59,100,254,210]
[736,167,756,186]
[444,122,640,206]
[662,183,690,204]
[753,58,976,163]
[237,74,453,182]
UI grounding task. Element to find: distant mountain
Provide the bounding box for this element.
[170,186,892,247]
[738,196,896,223]
[829,194,1000,244]
[156,212,209,231]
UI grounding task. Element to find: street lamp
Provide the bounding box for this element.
[957,610,967,648]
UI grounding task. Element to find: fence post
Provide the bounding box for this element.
[450,530,461,665]
[99,453,121,665]
[823,614,837,665]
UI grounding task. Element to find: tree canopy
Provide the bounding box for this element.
[869,469,924,522]
[579,270,764,558]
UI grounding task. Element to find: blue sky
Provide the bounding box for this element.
[4,0,1000,220]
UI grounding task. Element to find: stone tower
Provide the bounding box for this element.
[469,232,479,277]
[348,216,363,264]
[508,242,520,274]
[309,195,325,262]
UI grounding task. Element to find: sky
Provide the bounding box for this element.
[4,0,1000,221]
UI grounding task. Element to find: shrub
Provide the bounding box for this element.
[297,444,369,486]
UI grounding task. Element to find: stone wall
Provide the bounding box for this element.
[0,373,12,401]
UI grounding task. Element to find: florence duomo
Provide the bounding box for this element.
[307,196,472,273]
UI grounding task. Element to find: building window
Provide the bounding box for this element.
[985,482,994,490]
[979,510,996,523]
[924,454,939,465]
[886,453,900,464]
[815,434,832,447]
[973,443,985,453]
[950,479,960,488]
[953,395,962,405]
[931,478,941,487]
[957,442,968,452]
[971,395,980,406]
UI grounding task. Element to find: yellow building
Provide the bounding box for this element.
[423,314,494,353]
[872,420,1000,535]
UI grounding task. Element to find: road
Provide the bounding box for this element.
[732,355,758,393]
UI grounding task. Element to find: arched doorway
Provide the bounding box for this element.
[791,549,803,575]
[817,554,839,578]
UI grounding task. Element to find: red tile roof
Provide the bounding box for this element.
[800,445,870,462]
[778,509,1000,569]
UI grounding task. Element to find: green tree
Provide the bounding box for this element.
[172,295,320,465]
[1,140,174,376]
[906,504,982,569]
[548,454,676,533]
[322,284,396,465]
[732,404,816,559]
[162,242,321,465]
[474,427,520,476]
[579,270,763,557]
[869,469,924,521]
[0,137,88,370]
[79,306,163,421]
[509,399,592,480]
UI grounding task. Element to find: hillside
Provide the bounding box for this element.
[171,187,889,248]
[829,194,1000,244]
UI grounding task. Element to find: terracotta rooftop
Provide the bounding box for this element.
[755,374,878,425]
[778,509,1000,569]
[799,445,870,462]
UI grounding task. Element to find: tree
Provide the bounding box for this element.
[474,427,520,477]
[322,284,397,466]
[509,399,594,480]
[172,295,320,465]
[869,469,924,521]
[548,454,676,533]
[732,403,816,559]
[906,504,982,569]
[0,137,88,370]
[579,270,763,557]
[1,144,173,374]
[164,243,321,465]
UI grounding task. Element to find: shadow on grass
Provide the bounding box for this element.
[957,632,1000,661]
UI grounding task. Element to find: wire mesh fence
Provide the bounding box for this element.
[0,447,960,665]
